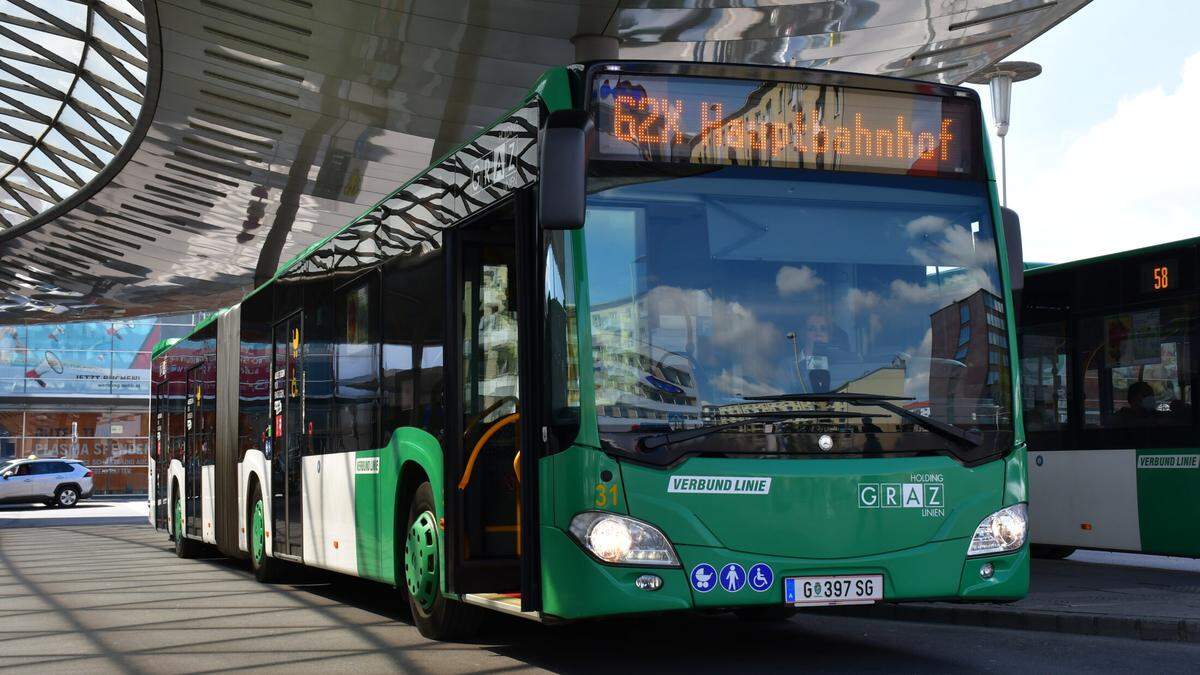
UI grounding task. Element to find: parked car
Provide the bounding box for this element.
[0,458,94,507]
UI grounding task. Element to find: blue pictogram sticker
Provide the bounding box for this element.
[719,563,746,592]
[690,563,717,593]
[748,563,773,592]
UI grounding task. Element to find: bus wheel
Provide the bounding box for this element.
[1031,544,1076,560]
[249,484,282,583]
[404,482,480,640]
[173,491,197,558]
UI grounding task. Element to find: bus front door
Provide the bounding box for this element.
[451,202,527,595]
[270,312,305,559]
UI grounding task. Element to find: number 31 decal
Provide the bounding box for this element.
[595,483,619,508]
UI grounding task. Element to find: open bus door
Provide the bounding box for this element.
[448,194,541,612]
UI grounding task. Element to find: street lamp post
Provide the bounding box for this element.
[968,61,1042,207]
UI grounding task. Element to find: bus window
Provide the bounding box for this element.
[1020,321,1068,432]
[334,276,379,452]
[304,288,334,456]
[382,250,446,439]
[1077,302,1195,428]
[464,262,519,420]
[543,229,580,444]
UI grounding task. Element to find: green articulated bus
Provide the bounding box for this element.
[149,61,1030,640]
[1021,238,1199,559]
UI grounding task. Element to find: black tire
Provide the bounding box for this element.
[1031,544,1076,560]
[404,482,481,640]
[173,487,198,558]
[249,483,283,583]
[54,485,80,508]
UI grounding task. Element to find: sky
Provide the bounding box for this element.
[965,1,1200,265]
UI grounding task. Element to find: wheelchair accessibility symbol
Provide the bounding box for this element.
[748,563,773,592]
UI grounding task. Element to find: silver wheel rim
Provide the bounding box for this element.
[60,490,77,506]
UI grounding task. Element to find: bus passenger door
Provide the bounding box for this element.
[271,313,305,559]
[450,203,525,594]
[184,365,202,538]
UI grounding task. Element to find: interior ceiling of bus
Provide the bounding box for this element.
[0,0,1090,321]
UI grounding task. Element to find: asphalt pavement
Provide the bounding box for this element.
[1,501,1198,673]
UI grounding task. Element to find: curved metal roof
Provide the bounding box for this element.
[0,0,1089,319]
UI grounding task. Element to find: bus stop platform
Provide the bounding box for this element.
[834,552,1200,643]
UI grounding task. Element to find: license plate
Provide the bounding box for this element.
[784,575,883,607]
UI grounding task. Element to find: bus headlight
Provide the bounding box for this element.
[569,512,680,566]
[967,503,1027,557]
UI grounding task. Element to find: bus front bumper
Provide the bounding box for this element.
[539,526,1028,620]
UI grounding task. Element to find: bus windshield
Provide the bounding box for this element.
[582,166,1012,454]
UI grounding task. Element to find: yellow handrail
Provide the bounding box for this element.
[457,413,520,490]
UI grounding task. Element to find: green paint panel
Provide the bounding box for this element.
[539,444,1026,617]
[545,444,628,531]
[1003,444,1028,506]
[540,526,692,620]
[678,538,966,606]
[353,427,446,586]
[355,448,383,580]
[621,455,1002,559]
[957,546,1028,599]
[1136,448,1200,556]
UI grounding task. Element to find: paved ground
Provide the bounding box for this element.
[1,503,1199,673]
[0,498,148,529]
[844,545,1200,641]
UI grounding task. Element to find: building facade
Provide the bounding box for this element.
[0,314,202,494]
[929,288,1010,423]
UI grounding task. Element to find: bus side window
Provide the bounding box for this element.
[305,285,334,456]
[382,249,446,440]
[544,229,580,444]
[1077,301,1195,429]
[334,276,380,452]
[1019,320,1069,432]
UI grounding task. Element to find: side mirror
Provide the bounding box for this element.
[539,109,593,230]
[1001,207,1023,292]
[1,471,11,479]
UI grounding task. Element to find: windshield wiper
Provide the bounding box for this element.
[742,392,982,448]
[637,411,870,451]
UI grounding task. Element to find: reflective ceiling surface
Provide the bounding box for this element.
[0,0,1090,320]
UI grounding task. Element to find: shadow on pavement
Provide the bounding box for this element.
[0,503,115,513]
[4,524,1196,674]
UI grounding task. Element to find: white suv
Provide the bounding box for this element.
[0,459,94,508]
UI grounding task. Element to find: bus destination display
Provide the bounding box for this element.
[591,73,977,178]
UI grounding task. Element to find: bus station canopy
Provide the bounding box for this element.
[0,0,1089,320]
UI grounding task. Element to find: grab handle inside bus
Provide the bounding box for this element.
[539,109,593,230]
[1001,206,1023,292]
